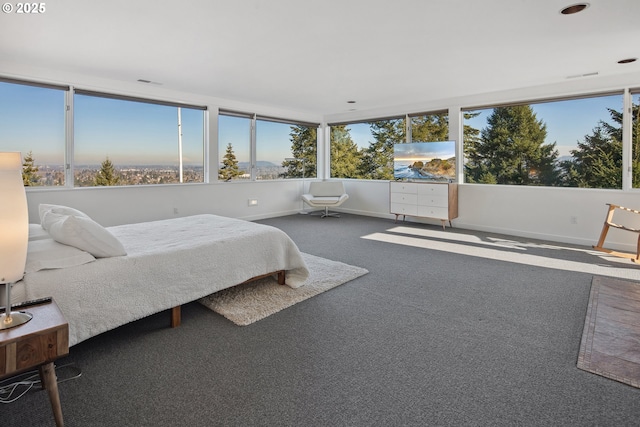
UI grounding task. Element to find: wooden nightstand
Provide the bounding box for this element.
[0,299,69,427]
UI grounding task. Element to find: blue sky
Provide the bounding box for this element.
[465,94,622,158]
[218,115,297,166]
[0,83,65,164]
[0,80,298,167]
[0,82,206,166]
[0,81,632,166]
[74,94,204,166]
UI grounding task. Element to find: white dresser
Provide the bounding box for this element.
[389,181,458,229]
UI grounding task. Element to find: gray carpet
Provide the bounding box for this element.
[4,214,640,426]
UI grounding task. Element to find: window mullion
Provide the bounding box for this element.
[250,114,257,181]
[406,114,411,143]
[65,88,74,187]
[622,88,633,191]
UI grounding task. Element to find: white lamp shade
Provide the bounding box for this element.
[0,152,28,284]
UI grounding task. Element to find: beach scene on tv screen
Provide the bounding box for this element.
[394,141,456,181]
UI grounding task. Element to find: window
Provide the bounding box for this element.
[74,91,205,186]
[463,93,624,187]
[218,112,252,181]
[218,111,318,181]
[329,117,404,180]
[632,91,640,188]
[329,112,448,180]
[256,118,317,180]
[0,79,67,186]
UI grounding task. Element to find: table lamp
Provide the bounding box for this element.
[0,152,32,330]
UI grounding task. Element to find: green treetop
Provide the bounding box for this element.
[357,118,405,180]
[94,157,120,186]
[330,125,361,179]
[284,125,317,178]
[465,105,559,185]
[22,151,40,186]
[219,143,243,181]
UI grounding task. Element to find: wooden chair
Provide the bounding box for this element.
[593,203,640,262]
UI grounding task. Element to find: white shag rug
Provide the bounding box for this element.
[198,253,368,325]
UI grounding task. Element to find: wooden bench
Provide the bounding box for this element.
[593,204,640,262]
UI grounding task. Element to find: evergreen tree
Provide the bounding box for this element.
[462,111,482,183]
[465,105,559,185]
[22,151,40,186]
[411,112,449,142]
[558,105,630,189]
[283,125,317,178]
[219,143,242,181]
[330,125,361,178]
[357,118,405,180]
[604,102,640,187]
[94,157,120,186]
[560,126,621,188]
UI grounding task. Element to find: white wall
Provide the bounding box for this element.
[26,180,306,226]
[8,62,640,254]
[338,180,640,252]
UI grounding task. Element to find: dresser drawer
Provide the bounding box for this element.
[391,203,418,216]
[390,182,418,194]
[418,194,449,208]
[417,183,449,198]
[417,205,450,219]
[391,192,418,205]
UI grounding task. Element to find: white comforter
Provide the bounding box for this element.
[20,214,309,346]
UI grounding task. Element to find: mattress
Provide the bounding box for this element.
[15,214,309,346]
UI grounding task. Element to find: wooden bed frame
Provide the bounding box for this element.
[169,270,286,327]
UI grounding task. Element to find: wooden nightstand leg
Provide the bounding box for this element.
[40,362,64,427]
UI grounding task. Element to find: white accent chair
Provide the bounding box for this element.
[302,181,349,218]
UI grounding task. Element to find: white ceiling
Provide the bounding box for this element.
[1,0,639,117]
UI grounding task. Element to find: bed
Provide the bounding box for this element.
[12,209,309,346]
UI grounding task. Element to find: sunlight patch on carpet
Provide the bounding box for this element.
[198,253,368,325]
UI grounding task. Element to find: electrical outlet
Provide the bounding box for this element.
[570,216,578,224]
[248,199,258,207]
[173,207,179,215]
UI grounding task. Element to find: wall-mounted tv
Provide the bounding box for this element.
[393,141,456,182]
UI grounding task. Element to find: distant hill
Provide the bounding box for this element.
[237,161,280,169]
[557,155,574,163]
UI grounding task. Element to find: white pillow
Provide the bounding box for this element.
[38,203,90,224]
[25,239,96,273]
[29,224,50,241]
[41,211,127,258]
